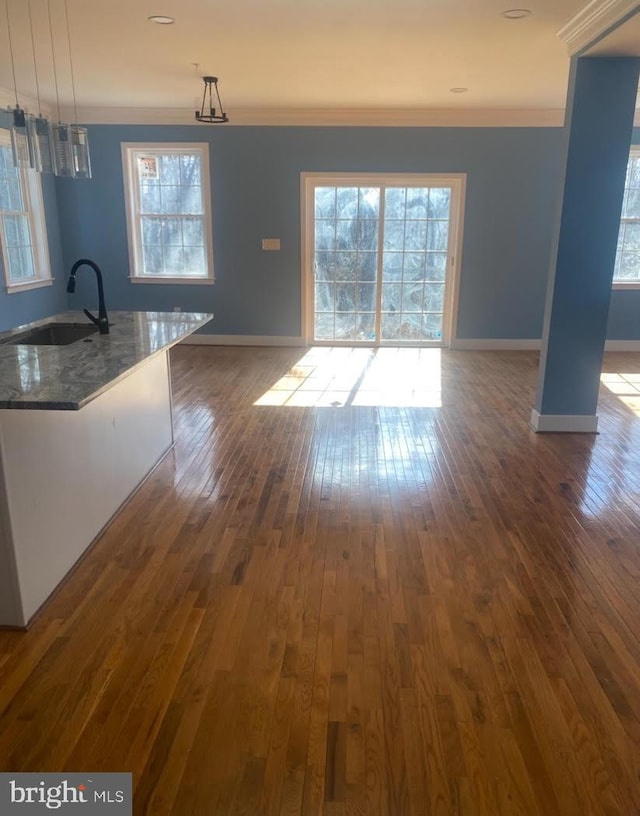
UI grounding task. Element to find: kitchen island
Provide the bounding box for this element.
[0,310,212,627]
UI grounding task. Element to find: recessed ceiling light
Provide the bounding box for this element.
[148,15,175,24]
[450,87,469,93]
[502,8,532,19]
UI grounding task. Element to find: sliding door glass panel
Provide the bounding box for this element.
[314,186,380,342]
[381,187,451,342]
[310,179,456,345]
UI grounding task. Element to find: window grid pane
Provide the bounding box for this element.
[380,186,451,341]
[0,143,37,284]
[615,154,640,282]
[313,183,452,343]
[134,150,208,278]
[313,186,380,342]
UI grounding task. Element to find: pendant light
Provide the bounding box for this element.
[195,76,229,124]
[26,0,56,174]
[47,0,73,176]
[3,0,92,180]
[62,0,91,178]
[48,0,91,178]
[5,0,33,168]
[10,108,32,169]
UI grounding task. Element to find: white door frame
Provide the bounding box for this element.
[300,172,467,347]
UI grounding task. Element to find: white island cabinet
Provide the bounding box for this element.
[0,311,211,627]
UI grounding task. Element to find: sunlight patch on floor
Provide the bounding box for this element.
[254,347,442,407]
[600,372,640,414]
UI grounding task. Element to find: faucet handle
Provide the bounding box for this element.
[84,308,110,334]
[84,308,99,326]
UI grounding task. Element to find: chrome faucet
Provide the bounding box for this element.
[67,258,109,335]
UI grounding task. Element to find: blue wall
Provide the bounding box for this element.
[535,58,640,418]
[0,116,67,333]
[4,120,640,340]
[55,124,566,339]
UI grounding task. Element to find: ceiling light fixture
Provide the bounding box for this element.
[27,0,56,174]
[450,87,469,93]
[148,15,175,24]
[502,8,532,18]
[195,76,229,124]
[61,0,91,178]
[5,0,32,168]
[4,0,90,178]
[49,0,74,178]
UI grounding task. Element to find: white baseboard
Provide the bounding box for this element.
[453,339,640,352]
[180,335,640,352]
[604,340,640,351]
[452,339,542,350]
[530,409,598,433]
[180,334,306,347]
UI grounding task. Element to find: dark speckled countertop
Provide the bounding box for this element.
[0,311,212,410]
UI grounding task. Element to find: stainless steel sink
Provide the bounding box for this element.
[0,322,99,346]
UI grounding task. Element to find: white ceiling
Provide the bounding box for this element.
[586,10,640,56]
[0,0,608,119]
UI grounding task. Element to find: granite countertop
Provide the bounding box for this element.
[0,311,212,410]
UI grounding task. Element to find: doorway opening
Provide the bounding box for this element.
[301,173,465,347]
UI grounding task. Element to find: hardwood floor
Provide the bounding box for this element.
[1,345,640,815]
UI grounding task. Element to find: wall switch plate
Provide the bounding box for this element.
[262,238,281,251]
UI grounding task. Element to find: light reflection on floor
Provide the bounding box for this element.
[600,371,640,414]
[572,369,640,517]
[253,346,442,407]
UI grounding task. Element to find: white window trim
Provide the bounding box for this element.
[0,129,52,294]
[121,142,215,284]
[300,171,466,347]
[613,145,640,290]
[612,281,640,289]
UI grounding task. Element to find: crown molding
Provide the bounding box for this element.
[0,89,53,117]
[59,105,568,128]
[3,96,639,129]
[557,0,640,55]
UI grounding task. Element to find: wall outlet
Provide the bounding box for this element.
[262,238,281,251]
[173,306,182,312]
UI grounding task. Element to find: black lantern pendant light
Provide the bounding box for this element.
[195,76,229,123]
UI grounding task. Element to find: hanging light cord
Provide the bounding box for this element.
[47,0,61,122]
[5,0,20,107]
[28,0,42,115]
[215,81,225,117]
[63,0,78,122]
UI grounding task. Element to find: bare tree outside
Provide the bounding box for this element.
[314,187,379,341]
[0,141,36,283]
[313,184,451,343]
[139,152,206,277]
[615,154,640,281]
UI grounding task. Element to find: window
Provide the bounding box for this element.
[614,147,640,287]
[302,173,465,346]
[0,129,52,293]
[122,143,214,284]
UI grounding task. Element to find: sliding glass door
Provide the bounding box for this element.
[304,174,465,346]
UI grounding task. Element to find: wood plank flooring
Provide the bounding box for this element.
[1,345,640,815]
